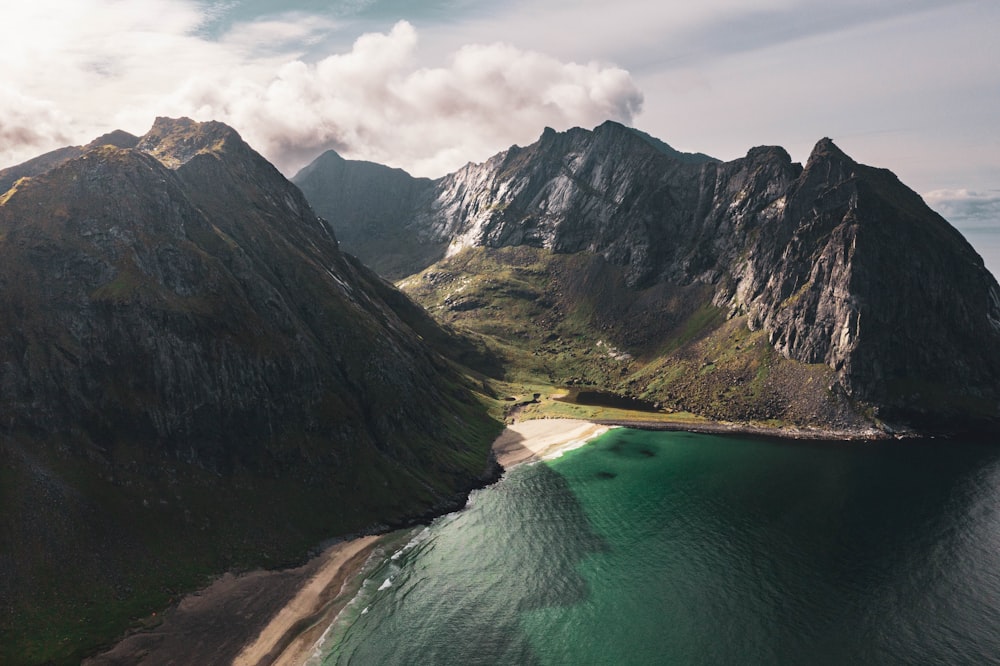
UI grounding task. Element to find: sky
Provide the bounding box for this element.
[3,0,999,274]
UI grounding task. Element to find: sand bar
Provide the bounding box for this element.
[492,418,612,468]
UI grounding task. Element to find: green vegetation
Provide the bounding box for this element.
[400,246,855,431]
[0,385,501,665]
[0,117,507,665]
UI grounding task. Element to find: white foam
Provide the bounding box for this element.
[378,578,393,591]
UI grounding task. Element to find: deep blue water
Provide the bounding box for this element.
[312,429,1000,665]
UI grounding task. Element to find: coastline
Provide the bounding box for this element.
[86,415,895,666]
[492,418,613,468]
[232,535,382,666]
[82,536,383,666]
[251,419,616,665]
[592,418,894,441]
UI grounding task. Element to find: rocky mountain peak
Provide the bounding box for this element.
[85,128,140,150]
[809,136,850,161]
[800,136,858,183]
[135,116,246,169]
[0,119,501,661]
[296,120,1000,431]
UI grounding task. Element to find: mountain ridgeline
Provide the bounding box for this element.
[0,118,500,664]
[295,121,1000,432]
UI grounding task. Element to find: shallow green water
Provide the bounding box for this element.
[312,429,1000,665]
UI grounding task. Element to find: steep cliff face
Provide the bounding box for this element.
[723,139,1000,419]
[299,121,1000,429]
[409,122,719,287]
[0,118,499,664]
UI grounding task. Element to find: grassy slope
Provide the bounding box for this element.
[400,246,866,431]
[0,389,501,665]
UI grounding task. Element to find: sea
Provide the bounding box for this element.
[308,428,1000,665]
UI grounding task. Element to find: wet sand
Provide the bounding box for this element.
[233,535,381,666]
[83,537,381,666]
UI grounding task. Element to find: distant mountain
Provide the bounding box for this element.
[293,150,440,279]
[296,121,1000,432]
[0,118,499,664]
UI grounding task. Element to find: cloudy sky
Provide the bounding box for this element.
[3,0,998,273]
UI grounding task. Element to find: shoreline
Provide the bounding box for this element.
[258,419,616,665]
[83,536,385,666]
[86,415,923,665]
[232,535,382,666]
[592,418,893,441]
[491,418,613,468]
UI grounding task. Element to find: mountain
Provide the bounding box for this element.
[0,118,500,664]
[295,120,1000,432]
[0,129,140,195]
[293,124,719,280]
[292,151,441,279]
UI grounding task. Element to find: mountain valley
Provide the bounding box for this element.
[3,116,1000,664]
[296,121,1000,434]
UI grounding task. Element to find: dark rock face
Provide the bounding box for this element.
[292,151,440,279]
[299,121,1000,428]
[1,118,491,466]
[407,122,721,288]
[724,139,1000,421]
[0,118,499,664]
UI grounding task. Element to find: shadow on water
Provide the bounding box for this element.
[532,429,1000,665]
[326,429,1000,665]
[324,460,609,666]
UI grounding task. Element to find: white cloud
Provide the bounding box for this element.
[924,188,1000,280]
[924,189,1000,226]
[220,13,340,53]
[0,0,235,166]
[0,2,641,178]
[167,21,643,175]
[0,87,73,155]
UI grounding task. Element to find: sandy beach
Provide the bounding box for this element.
[492,418,612,468]
[256,419,612,665]
[233,535,381,666]
[88,415,896,664]
[84,536,382,666]
[87,418,610,665]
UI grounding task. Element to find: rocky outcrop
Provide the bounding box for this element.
[299,121,1000,429]
[0,129,139,195]
[408,123,719,287]
[1,118,494,465]
[0,118,499,664]
[721,139,1000,421]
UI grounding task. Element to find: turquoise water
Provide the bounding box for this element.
[314,429,1000,665]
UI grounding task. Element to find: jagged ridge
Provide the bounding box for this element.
[297,121,1000,430]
